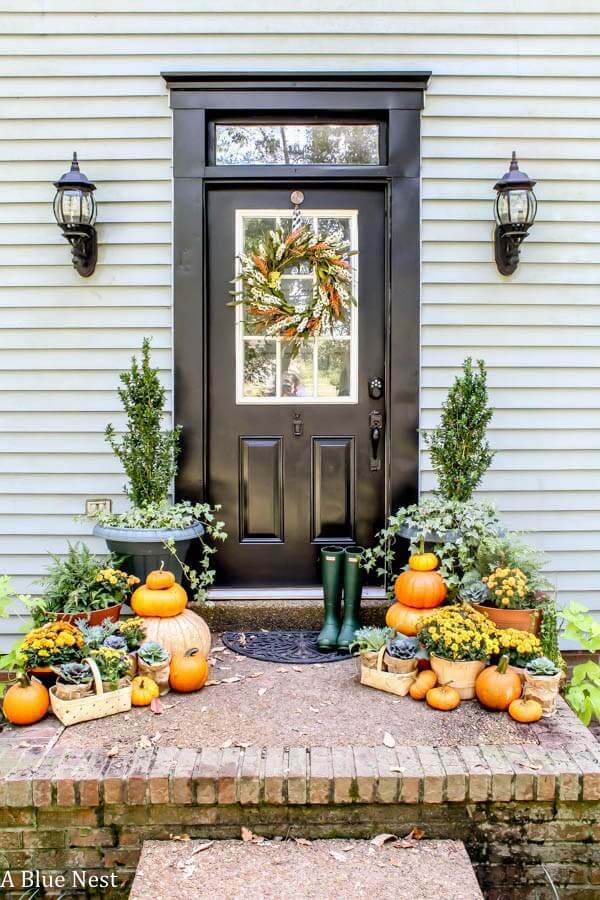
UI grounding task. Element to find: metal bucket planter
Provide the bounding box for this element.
[93,522,204,584]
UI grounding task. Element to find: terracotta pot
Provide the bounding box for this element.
[523,672,561,717]
[28,667,58,688]
[474,604,541,636]
[52,604,122,627]
[429,654,486,700]
[383,653,418,674]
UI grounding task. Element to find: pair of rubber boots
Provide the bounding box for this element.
[317,545,363,652]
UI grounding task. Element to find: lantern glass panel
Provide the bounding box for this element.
[54,188,96,226]
[508,190,530,225]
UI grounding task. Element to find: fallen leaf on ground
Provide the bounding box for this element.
[383,732,396,748]
[150,698,163,715]
[205,680,222,687]
[106,746,120,758]
[218,666,232,671]
[138,736,152,749]
[222,676,242,684]
[394,827,426,848]
[211,646,226,653]
[389,766,405,774]
[171,833,190,841]
[246,672,263,679]
[329,850,348,862]
[241,827,265,843]
[238,634,247,647]
[292,666,303,672]
[276,667,288,673]
[293,837,312,847]
[151,732,162,743]
[191,841,214,855]
[409,827,425,840]
[371,833,398,847]
[234,741,252,749]
[258,687,268,697]
[221,739,233,749]
[309,706,319,713]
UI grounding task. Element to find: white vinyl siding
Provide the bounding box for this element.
[1,0,599,647]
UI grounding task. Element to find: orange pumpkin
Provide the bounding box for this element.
[409,669,438,700]
[131,581,187,618]
[408,552,439,572]
[426,685,461,711]
[475,655,522,711]
[2,674,49,725]
[508,698,543,723]
[394,569,447,609]
[169,648,208,693]
[146,563,176,591]
[386,602,432,637]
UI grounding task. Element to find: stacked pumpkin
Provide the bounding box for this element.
[386,552,447,636]
[130,567,211,699]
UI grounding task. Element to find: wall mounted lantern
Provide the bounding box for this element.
[493,151,537,276]
[53,153,97,277]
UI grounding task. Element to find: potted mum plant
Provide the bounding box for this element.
[19,620,85,687]
[38,543,139,626]
[417,605,498,699]
[91,339,227,599]
[90,646,131,691]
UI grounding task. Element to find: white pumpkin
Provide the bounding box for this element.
[141,608,211,658]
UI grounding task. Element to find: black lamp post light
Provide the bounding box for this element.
[53,153,97,277]
[493,152,537,276]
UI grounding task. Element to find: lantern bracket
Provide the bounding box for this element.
[494,224,528,277]
[58,224,98,277]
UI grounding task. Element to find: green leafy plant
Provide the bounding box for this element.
[349,627,392,654]
[424,357,495,502]
[475,532,551,606]
[40,544,139,618]
[460,580,491,605]
[105,338,182,507]
[538,598,564,670]
[526,656,561,677]
[385,636,417,660]
[103,634,128,652]
[561,601,600,725]
[363,497,500,599]
[138,641,169,666]
[54,661,92,685]
[0,576,49,681]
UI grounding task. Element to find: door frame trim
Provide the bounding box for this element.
[165,72,430,522]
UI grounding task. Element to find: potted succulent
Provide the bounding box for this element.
[523,656,562,717]
[19,620,85,687]
[76,618,117,651]
[349,627,393,671]
[137,640,171,694]
[417,605,498,699]
[38,543,139,626]
[52,661,93,701]
[90,339,226,598]
[384,635,418,674]
[90,646,131,692]
[471,532,551,635]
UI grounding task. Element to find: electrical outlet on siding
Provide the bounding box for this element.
[85,499,112,516]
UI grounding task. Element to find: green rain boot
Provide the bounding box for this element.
[317,545,344,651]
[337,546,364,651]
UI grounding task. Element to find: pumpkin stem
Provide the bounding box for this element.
[497,654,509,674]
[159,561,165,572]
[15,671,32,688]
[418,538,425,555]
[184,647,199,657]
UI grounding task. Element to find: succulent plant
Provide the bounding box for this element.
[103,634,128,652]
[460,580,491,605]
[348,627,393,654]
[75,618,117,650]
[138,641,169,665]
[54,661,93,685]
[526,656,560,677]
[386,636,418,660]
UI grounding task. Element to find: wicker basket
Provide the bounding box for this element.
[360,647,417,697]
[50,657,131,727]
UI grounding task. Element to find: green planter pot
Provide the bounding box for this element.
[93,522,204,584]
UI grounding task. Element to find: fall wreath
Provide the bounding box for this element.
[233,222,356,354]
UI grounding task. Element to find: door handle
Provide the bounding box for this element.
[369,410,384,471]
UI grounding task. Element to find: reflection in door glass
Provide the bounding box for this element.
[236,210,358,403]
[216,124,380,166]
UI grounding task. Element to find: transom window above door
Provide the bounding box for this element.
[235,210,359,404]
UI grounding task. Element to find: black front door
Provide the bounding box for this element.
[207,184,386,587]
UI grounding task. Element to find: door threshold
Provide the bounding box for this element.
[207,586,387,601]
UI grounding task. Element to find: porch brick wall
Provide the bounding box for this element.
[1,1,600,648]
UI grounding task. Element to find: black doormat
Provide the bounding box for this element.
[221,630,351,664]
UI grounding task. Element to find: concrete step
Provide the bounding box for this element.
[130,838,483,900]
[194,596,389,632]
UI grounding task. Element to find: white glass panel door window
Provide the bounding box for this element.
[235,211,358,404]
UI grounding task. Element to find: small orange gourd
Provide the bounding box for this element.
[508,698,543,724]
[131,675,160,707]
[409,669,438,700]
[475,655,522,711]
[2,673,50,725]
[146,563,176,591]
[386,602,432,637]
[131,577,187,618]
[394,569,447,610]
[169,648,208,693]
[426,684,461,711]
[408,552,439,572]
